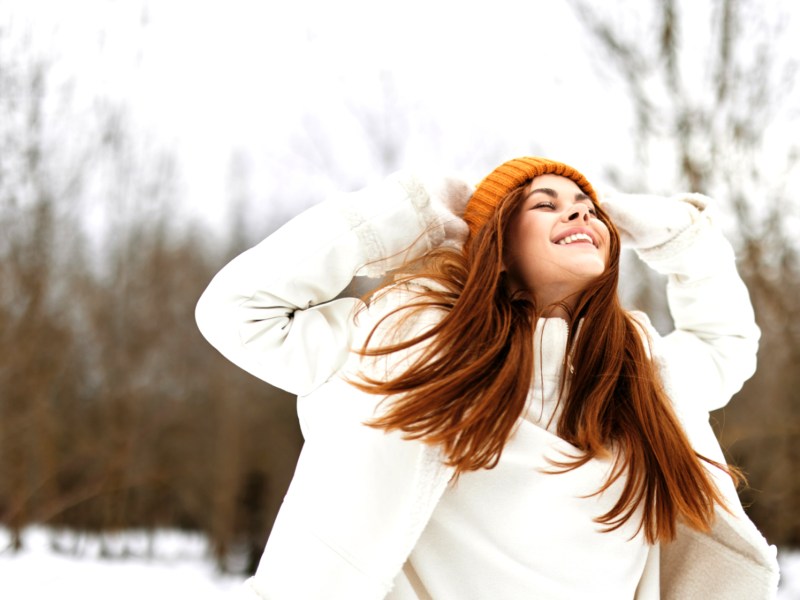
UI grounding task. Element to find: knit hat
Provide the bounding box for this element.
[463,157,598,238]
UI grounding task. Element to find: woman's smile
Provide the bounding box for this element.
[553,227,599,247]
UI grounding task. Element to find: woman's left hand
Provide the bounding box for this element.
[600,191,703,250]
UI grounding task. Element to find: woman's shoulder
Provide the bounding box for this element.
[625,310,663,360]
[367,275,448,313]
[627,309,656,332]
[362,276,449,344]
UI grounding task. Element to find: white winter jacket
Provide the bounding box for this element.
[195,172,779,599]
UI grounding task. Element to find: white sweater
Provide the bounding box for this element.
[195,172,779,599]
[389,318,649,600]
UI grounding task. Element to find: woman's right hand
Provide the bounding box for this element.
[422,175,473,248]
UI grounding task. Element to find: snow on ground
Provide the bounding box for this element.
[0,527,246,599]
[780,550,800,599]
[1,526,799,598]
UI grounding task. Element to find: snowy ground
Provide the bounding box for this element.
[779,551,800,599]
[1,526,799,598]
[0,527,246,599]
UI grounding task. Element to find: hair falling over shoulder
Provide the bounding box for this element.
[351,185,742,544]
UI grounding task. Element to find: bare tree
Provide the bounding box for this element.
[0,20,86,550]
[0,13,304,569]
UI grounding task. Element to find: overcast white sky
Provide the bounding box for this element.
[5,0,799,231]
[4,1,632,221]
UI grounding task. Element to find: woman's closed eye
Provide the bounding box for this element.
[532,201,556,210]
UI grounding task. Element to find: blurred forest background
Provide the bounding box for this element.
[1,0,798,575]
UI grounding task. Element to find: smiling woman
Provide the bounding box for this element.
[195,156,779,599]
[505,174,611,312]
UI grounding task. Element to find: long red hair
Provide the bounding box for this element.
[353,183,739,543]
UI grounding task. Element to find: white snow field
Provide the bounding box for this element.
[0,526,798,598]
[0,527,246,599]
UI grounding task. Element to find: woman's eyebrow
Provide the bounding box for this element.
[527,187,557,199]
[527,188,591,202]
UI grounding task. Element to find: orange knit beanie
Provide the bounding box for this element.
[463,157,598,239]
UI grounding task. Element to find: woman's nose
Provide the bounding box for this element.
[566,204,590,221]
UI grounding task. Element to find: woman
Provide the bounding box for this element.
[196,157,778,599]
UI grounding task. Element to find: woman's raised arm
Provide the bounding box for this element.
[195,172,471,396]
[602,192,760,411]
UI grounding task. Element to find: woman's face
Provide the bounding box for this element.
[505,174,610,308]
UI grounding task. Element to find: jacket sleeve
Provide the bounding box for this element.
[635,194,760,412]
[195,172,469,396]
